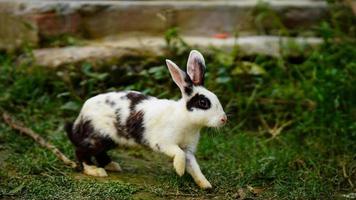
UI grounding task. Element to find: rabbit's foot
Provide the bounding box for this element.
[105,161,122,172]
[197,180,212,189]
[174,152,186,176]
[83,163,108,177]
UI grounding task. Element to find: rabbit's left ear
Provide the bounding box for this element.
[187,50,206,86]
[166,59,192,96]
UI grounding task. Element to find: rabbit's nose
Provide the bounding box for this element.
[220,115,227,124]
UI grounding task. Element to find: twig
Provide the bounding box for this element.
[163,193,199,197]
[259,114,293,138]
[256,98,316,110]
[163,192,216,197]
[2,112,77,169]
[342,163,354,188]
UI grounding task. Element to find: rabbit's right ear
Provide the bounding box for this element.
[187,50,205,86]
[166,59,192,95]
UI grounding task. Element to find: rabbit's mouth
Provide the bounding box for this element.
[205,114,228,128]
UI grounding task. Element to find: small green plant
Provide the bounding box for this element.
[164,27,190,57]
[252,1,289,36]
[40,34,83,48]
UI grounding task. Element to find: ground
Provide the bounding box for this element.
[0,8,355,199]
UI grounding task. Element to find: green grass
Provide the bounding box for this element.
[0,2,355,199]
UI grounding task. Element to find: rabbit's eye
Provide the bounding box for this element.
[199,98,208,108]
[186,94,211,111]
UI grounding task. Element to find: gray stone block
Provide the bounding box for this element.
[0,2,38,51]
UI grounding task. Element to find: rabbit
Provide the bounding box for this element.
[65,50,227,189]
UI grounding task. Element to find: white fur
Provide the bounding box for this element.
[73,50,226,189]
[76,92,140,147]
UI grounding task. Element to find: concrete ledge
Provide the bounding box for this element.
[31,36,322,68]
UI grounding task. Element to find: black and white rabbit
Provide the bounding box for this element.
[66,50,227,189]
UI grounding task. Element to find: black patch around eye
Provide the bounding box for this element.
[186,94,211,111]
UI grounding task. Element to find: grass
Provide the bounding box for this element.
[0,2,355,200]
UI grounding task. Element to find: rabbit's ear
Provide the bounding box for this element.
[166,59,192,95]
[187,50,206,86]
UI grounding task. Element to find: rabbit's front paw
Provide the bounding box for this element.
[174,153,186,176]
[198,180,212,189]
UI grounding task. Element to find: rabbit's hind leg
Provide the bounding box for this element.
[95,151,122,172]
[76,148,108,177]
[83,162,108,177]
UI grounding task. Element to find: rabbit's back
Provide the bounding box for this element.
[73,91,151,147]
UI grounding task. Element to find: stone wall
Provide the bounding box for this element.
[0,2,38,51]
[0,0,328,51]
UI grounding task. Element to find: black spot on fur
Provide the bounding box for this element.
[184,75,193,85]
[105,97,116,107]
[126,92,149,111]
[114,108,131,139]
[126,111,145,144]
[113,92,148,145]
[184,86,193,96]
[95,152,112,167]
[66,118,116,167]
[186,94,211,111]
[114,109,124,134]
[75,149,93,167]
[183,75,193,96]
[69,119,94,147]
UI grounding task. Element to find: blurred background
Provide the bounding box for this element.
[0,0,355,199]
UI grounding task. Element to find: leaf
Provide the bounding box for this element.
[81,63,108,80]
[148,66,166,79]
[90,72,108,81]
[8,182,25,195]
[232,62,266,75]
[216,76,231,84]
[237,188,246,200]
[60,101,80,111]
[247,185,264,196]
[340,193,356,199]
[148,66,165,74]
[56,92,71,98]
